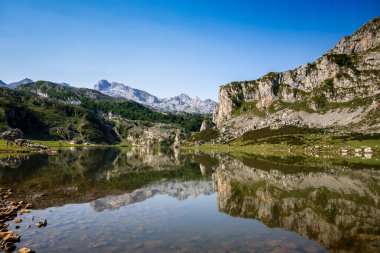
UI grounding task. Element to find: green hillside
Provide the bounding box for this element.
[0,82,208,144]
[17,81,206,132]
[0,87,119,144]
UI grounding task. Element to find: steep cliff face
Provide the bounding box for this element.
[213,17,380,134]
[112,118,186,147]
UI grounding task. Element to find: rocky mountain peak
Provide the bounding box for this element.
[213,17,380,134]
[94,79,112,91]
[7,78,34,89]
[331,17,380,54]
[94,80,217,114]
[0,80,6,86]
[110,81,127,90]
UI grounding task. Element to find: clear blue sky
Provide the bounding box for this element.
[0,0,379,100]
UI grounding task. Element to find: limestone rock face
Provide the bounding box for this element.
[113,118,185,147]
[213,17,380,133]
[331,18,380,54]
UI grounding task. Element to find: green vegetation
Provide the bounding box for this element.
[0,140,35,153]
[306,62,317,74]
[188,129,220,142]
[0,87,119,144]
[184,125,380,160]
[335,72,351,80]
[327,54,355,69]
[323,78,335,94]
[272,83,280,96]
[17,81,206,133]
[311,93,328,108]
[259,71,278,82]
[239,126,321,142]
[0,81,209,145]
[232,101,266,118]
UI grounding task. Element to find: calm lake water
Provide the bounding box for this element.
[1,147,379,253]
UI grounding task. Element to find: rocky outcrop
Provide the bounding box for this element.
[213,17,380,134]
[0,129,24,140]
[113,118,185,146]
[199,120,215,131]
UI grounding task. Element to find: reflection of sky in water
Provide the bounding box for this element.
[12,192,325,253]
[3,148,378,252]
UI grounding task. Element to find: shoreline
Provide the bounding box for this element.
[0,140,131,155]
[1,135,379,158]
[0,188,36,253]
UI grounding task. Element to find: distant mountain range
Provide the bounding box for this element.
[94,80,217,114]
[1,79,70,89]
[1,78,217,114]
[3,78,34,89]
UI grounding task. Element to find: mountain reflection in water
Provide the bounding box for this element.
[0,147,379,252]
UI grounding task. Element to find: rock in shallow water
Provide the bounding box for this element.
[19,247,35,253]
[4,242,16,252]
[35,219,47,228]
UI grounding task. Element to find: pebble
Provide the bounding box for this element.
[19,247,35,253]
[14,218,22,223]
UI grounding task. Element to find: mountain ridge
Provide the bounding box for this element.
[94,79,217,114]
[212,16,380,140]
[7,78,34,89]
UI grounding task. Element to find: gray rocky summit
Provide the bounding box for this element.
[94,79,217,114]
[213,17,380,137]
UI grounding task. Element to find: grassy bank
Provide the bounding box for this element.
[182,127,380,157]
[0,140,35,153]
[0,139,131,154]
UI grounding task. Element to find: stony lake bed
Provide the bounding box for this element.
[0,147,379,253]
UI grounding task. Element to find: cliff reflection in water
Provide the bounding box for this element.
[211,153,380,253]
[0,147,211,208]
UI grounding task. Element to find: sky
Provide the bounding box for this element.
[0,0,379,100]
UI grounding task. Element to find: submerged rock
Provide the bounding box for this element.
[4,242,16,252]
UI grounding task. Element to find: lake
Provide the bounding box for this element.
[1,147,379,253]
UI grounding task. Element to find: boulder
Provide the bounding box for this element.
[0,129,23,140]
[19,247,35,253]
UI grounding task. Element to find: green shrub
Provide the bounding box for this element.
[306,62,317,74]
[189,129,219,142]
[272,84,280,96]
[312,94,327,108]
[327,54,354,68]
[240,126,320,142]
[324,78,335,94]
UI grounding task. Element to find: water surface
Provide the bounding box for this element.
[1,147,379,252]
